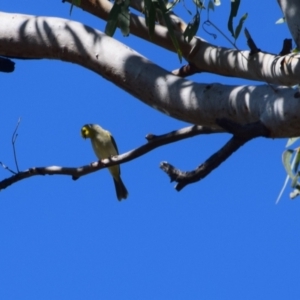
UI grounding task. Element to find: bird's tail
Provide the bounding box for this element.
[113,177,128,201]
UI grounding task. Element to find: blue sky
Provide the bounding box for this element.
[1,1,300,299]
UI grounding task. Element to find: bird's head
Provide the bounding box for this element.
[81,124,93,139]
[81,124,103,139]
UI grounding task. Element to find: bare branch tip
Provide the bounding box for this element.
[145,133,156,141]
[0,161,17,175]
[11,117,22,173]
[159,161,170,171]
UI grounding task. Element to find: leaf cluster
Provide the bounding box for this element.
[282,148,300,199]
[70,0,249,60]
[227,0,247,42]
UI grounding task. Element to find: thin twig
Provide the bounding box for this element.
[0,125,225,191]
[0,161,17,175]
[160,120,270,191]
[12,117,21,173]
[203,20,238,49]
[203,21,249,63]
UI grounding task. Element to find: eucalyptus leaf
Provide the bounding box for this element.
[118,0,130,36]
[105,0,130,37]
[282,149,295,179]
[276,174,290,204]
[166,0,180,12]
[291,173,299,188]
[208,0,215,11]
[275,17,285,24]
[227,0,240,37]
[277,149,300,204]
[286,137,300,147]
[105,2,122,37]
[230,0,240,16]
[234,13,247,40]
[157,0,182,61]
[293,148,300,173]
[183,10,200,43]
[290,188,300,199]
[193,0,205,8]
[144,0,156,38]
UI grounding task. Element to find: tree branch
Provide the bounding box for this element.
[0,125,224,190]
[172,63,202,77]
[1,12,300,137]
[62,0,300,85]
[12,118,21,173]
[160,120,270,191]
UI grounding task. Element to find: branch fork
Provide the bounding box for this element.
[160,119,270,191]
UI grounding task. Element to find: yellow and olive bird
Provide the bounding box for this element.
[81,124,128,201]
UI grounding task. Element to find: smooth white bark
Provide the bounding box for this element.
[66,0,300,86]
[0,12,300,137]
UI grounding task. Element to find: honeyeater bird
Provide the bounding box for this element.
[81,124,128,201]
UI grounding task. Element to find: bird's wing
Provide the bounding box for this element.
[109,133,119,155]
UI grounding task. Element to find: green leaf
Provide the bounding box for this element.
[282,149,295,179]
[290,188,300,199]
[208,0,220,11]
[227,0,240,37]
[291,173,299,188]
[118,0,130,36]
[183,10,200,43]
[105,0,130,37]
[275,17,285,24]
[193,0,205,8]
[118,11,130,36]
[276,149,300,204]
[230,0,240,17]
[293,148,300,173]
[157,0,182,62]
[208,0,215,11]
[234,13,247,40]
[276,173,290,204]
[286,137,300,147]
[144,0,156,38]
[166,0,180,12]
[105,2,122,37]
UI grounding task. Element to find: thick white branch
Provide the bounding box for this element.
[1,12,300,137]
[64,0,300,86]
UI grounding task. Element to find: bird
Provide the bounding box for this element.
[81,124,128,201]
